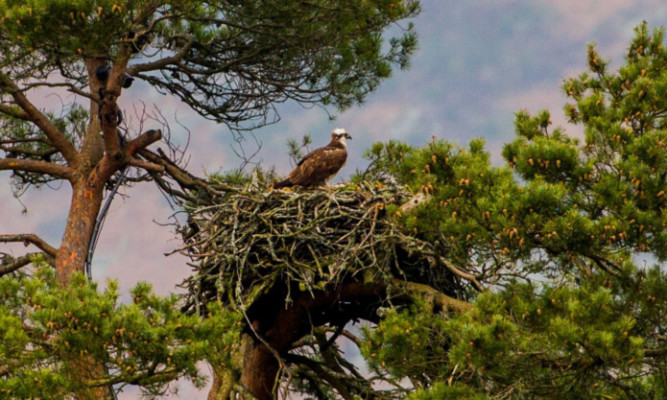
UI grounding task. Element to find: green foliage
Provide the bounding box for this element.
[361,300,451,385]
[360,137,524,270]
[0,268,242,398]
[360,27,666,284]
[287,134,313,166]
[0,0,131,61]
[409,382,488,400]
[359,22,667,399]
[0,0,421,126]
[366,266,666,399]
[206,165,278,188]
[561,22,667,259]
[0,104,88,190]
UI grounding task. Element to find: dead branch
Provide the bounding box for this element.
[137,147,219,205]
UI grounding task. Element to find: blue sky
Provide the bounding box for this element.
[2,1,667,397]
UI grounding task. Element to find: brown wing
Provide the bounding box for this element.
[287,146,347,186]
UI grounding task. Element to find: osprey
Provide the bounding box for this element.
[274,128,351,189]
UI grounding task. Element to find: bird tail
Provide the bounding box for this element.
[273,179,293,189]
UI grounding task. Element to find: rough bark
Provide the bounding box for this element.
[68,358,113,400]
[240,338,280,400]
[54,180,105,285]
[237,282,387,399]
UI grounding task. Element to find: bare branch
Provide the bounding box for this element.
[13,81,94,102]
[0,158,74,181]
[0,233,58,257]
[0,137,45,145]
[138,147,212,194]
[338,329,363,349]
[124,129,162,156]
[126,157,164,173]
[434,257,485,291]
[0,144,59,159]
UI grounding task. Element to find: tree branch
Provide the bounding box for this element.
[124,129,162,156]
[0,73,79,164]
[0,233,58,257]
[0,158,74,181]
[390,279,473,314]
[14,81,95,102]
[87,129,162,187]
[0,252,54,276]
[0,144,59,159]
[138,147,213,199]
[0,103,30,120]
[126,37,195,74]
[436,258,485,291]
[286,354,361,400]
[126,157,164,173]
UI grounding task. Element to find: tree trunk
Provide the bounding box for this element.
[54,56,123,286]
[55,178,110,400]
[68,357,113,400]
[240,336,280,400]
[229,282,389,400]
[53,89,109,398]
[55,179,105,285]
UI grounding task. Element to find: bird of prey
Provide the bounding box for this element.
[273,128,351,189]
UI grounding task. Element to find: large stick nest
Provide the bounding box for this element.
[178,181,468,313]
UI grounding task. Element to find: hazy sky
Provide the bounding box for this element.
[1,1,667,397]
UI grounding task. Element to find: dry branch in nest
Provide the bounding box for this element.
[178,181,470,316]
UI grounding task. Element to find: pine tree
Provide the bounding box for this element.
[0,1,420,398]
[2,3,665,399]
[361,22,666,399]
[0,263,242,398]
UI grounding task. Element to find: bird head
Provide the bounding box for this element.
[331,128,351,145]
